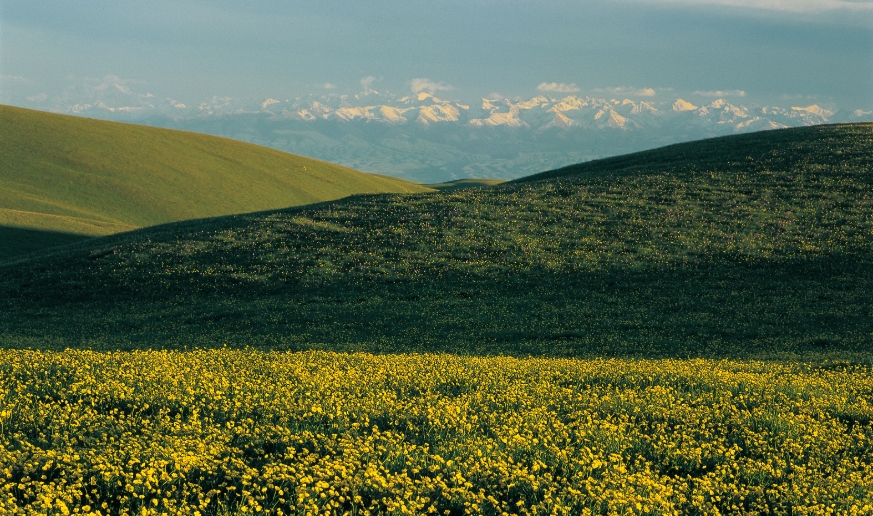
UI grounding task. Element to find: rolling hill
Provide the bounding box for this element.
[426,178,507,191]
[0,123,871,358]
[0,105,430,261]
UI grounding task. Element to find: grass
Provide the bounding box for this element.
[426,178,507,192]
[2,123,873,513]
[0,123,870,358]
[0,226,93,262]
[0,105,430,260]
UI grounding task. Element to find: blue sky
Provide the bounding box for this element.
[2,0,871,109]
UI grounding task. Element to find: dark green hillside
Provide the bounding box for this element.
[0,105,430,260]
[1,124,871,358]
[519,123,872,183]
[427,178,506,191]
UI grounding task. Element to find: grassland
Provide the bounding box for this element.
[2,350,871,515]
[0,105,429,261]
[1,123,870,357]
[1,123,872,513]
[426,179,507,192]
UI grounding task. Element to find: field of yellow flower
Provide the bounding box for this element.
[2,349,871,515]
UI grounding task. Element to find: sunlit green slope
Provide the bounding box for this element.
[1,123,871,358]
[0,105,430,260]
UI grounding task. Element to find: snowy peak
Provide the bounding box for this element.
[792,104,834,118]
[511,96,550,110]
[551,111,580,129]
[380,105,412,124]
[470,109,526,128]
[51,85,870,136]
[592,108,638,129]
[631,101,661,115]
[417,103,461,124]
[256,94,859,133]
[672,99,698,112]
[549,96,588,112]
[334,106,376,121]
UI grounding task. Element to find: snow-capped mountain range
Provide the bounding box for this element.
[27,87,873,182]
[192,91,869,132]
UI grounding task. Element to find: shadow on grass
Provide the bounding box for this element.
[426,179,507,192]
[0,226,93,263]
[2,254,870,360]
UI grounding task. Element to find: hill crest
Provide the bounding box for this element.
[0,104,430,260]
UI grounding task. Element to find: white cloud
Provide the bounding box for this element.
[693,90,746,97]
[26,94,48,102]
[410,78,453,94]
[323,83,336,90]
[634,0,872,13]
[360,76,377,92]
[635,88,657,97]
[595,86,657,97]
[537,82,580,93]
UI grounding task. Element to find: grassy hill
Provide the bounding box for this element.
[0,105,430,260]
[3,123,872,514]
[426,178,506,191]
[1,123,871,358]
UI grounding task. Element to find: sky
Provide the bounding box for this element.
[1,0,872,110]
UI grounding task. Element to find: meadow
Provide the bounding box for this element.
[2,349,872,515]
[1,123,872,513]
[1,124,870,358]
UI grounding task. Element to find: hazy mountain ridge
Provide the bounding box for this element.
[194,91,868,130]
[31,87,873,183]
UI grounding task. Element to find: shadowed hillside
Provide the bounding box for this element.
[517,123,873,183]
[0,105,430,259]
[1,123,870,358]
[0,227,92,262]
[426,178,506,191]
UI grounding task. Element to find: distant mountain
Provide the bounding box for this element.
[29,86,873,183]
[0,105,430,261]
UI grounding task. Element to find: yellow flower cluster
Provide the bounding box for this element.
[1,350,871,515]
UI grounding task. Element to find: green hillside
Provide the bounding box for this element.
[517,122,872,184]
[0,105,430,260]
[1,123,871,358]
[3,123,872,516]
[426,178,506,191]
